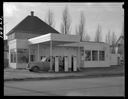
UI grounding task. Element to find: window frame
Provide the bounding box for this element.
[10,49,16,63]
[17,49,29,63]
[92,50,98,61]
[85,50,91,61]
[99,50,105,61]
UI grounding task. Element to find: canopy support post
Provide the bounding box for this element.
[49,40,53,72]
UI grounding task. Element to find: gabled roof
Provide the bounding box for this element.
[115,35,124,46]
[7,11,60,36]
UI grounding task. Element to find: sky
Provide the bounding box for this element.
[3,2,124,41]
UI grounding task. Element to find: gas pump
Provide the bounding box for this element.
[73,56,77,71]
[55,56,59,72]
[64,56,68,72]
[71,56,77,72]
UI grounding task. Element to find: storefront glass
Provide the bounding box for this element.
[17,49,29,63]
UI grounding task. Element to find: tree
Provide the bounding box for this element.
[85,33,91,41]
[105,34,108,44]
[61,6,71,35]
[111,32,117,46]
[105,30,111,45]
[78,11,86,41]
[45,9,54,27]
[75,26,79,36]
[60,23,64,34]
[111,32,117,54]
[94,24,102,42]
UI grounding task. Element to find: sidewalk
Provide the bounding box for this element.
[4,65,124,82]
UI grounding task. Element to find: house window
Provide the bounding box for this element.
[17,49,28,63]
[92,50,98,61]
[99,51,105,61]
[85,50,91,61]
[10,49,16,63]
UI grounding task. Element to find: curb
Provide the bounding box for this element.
[4,73,124,82]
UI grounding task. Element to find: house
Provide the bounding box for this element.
[115,35,124,65]
[115,35,124,56]
[7,11,114,72]
[4,40,9,68]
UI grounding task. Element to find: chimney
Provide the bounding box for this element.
[31,11,34,16]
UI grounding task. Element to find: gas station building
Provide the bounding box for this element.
[7,11,112,72]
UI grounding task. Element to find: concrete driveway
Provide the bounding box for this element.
[4,66,124,82]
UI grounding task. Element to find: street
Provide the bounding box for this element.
[4,76,124,96]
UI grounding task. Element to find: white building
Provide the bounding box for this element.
[7,11,116,72]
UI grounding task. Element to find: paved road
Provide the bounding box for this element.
[4,76,124,96]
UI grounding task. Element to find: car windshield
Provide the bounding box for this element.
[41,57,47,62]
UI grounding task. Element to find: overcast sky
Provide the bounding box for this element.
[3,2,124,41]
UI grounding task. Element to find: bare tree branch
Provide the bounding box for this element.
[85,33,91,41]
[78,11,86,41]
[111,32,117,46]
[105,30,111,45]
[45,9,54,27]
[94,24,102,42]
[60,23,64,34]
[111,32,117,53]
[61,6,71,35]
[75,26,79,35]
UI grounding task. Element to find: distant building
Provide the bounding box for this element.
[116,35,124,56]
[110,45,116,54]
[115,35,124,64]
[6,11,116,71]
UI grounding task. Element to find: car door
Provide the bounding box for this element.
[39,61,45,70]
[41,58,50,71]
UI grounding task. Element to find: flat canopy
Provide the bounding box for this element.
[28,33,80,45]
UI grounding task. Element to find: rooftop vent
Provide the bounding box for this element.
[31,11,34,16]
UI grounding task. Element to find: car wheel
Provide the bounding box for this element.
[32,66,40,72]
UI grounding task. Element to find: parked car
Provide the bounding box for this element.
[26,57,53,72]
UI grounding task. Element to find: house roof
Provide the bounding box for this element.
[7,11,60,36]
[115,35,124,46]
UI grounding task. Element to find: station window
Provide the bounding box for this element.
[85,50,91,61]
[17,49,28,63]
[10,49,16,63]
[92,50,98,61]
[99,51,105,61]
